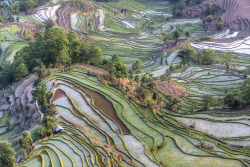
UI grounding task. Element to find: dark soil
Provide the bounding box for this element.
[51,89,65,103]
[82,86,131,134]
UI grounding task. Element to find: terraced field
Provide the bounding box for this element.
[170,66,246,111]
[191,36,250,55]
[17,71,250,167]
[0,23,32,63]
[0,41,28,62]
[21,0,206,70]
[0,0,249,166]
[0,75,40,142]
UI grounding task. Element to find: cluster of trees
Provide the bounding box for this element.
[0,4,17,23]
[0,28,104,87]
[19,131,33,160]
[38,113,58,137]
[0,57,30,87]
[0,14,7,23]
[180,45,215,66]
[18,28,103,70]
[195,35,212,42]
[101,54,128,80]
[204,2,225,30]
[160,75,172,82]
[202,78,250,110]
[134,73,157,101]
[0,141,15,167]
[205,2,225,16]
[172,0,204,17]
[216,17,223,31]
[162,30,192,44]
[10,0,48,14]
[32,83,59,138]
[32,83,49,108]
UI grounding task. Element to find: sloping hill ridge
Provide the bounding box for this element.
[183,0,250,32]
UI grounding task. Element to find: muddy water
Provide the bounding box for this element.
[51,89,65,103]
[83,86,131,135]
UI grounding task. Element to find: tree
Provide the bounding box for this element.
[134,75,140,84]
[141,74,149,84]
[136,86,147,99]
[49,104,58,116]
[32,60,46,80]
[15,63,29,80]
[241,78,250,105]
[44,28,70,66]
[88,46,104,66]
[32,83,48,108]
[35,23,45,34]
[22,0,37,13]
[44,18,55,30]
[182,45,197,66]
[224,92,241,109]
[112,54,120,63]
[42,116,57,136]
[172,30,181,43]
[148,81,157,91]
[88,21,92,33]
[114,62,128,78]
[185,31,192,39]
[146,98,155,108]
[204,15,213,23]
[160,75,167,81]
[157,95,163,107]
[19,131,33,154]
[173,0,186,17]
[216,17,223,31]
[67,31,77,43]
[162,32,171,42]
[0,141,15,167]
[132,59,142,70]
[202,95,214,110]
[197,49,215,65]
[221,52,233,71]
[206,2,212,15]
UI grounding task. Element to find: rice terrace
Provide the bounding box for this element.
[0,0,250,166]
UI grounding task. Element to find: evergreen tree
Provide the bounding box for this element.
[32,83,48,108]
[132,59,142,70]
[112,54,120,63]
[134,75,140,84]
[0,141,15,167]
[67,31,77,43]
[241,78,250,105]
[224,92,241,109]
[44,18,55,30]
[19,131,33,154]
[185,31,192,39]
[15,63,29,80]
[114,62,128,78]
[172,30,181,43]
[202,95,214,110]
[160,75,167,81]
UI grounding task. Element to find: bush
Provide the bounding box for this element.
[224,92,242,109]
[195,36,212,42]
[203,15,213,23]
[216,21,223,31]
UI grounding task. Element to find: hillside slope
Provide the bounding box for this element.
[183,0,250,32]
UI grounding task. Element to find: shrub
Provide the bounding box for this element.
[195,36,212,42]
[224,92,242,109]
[203,15,213,23]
